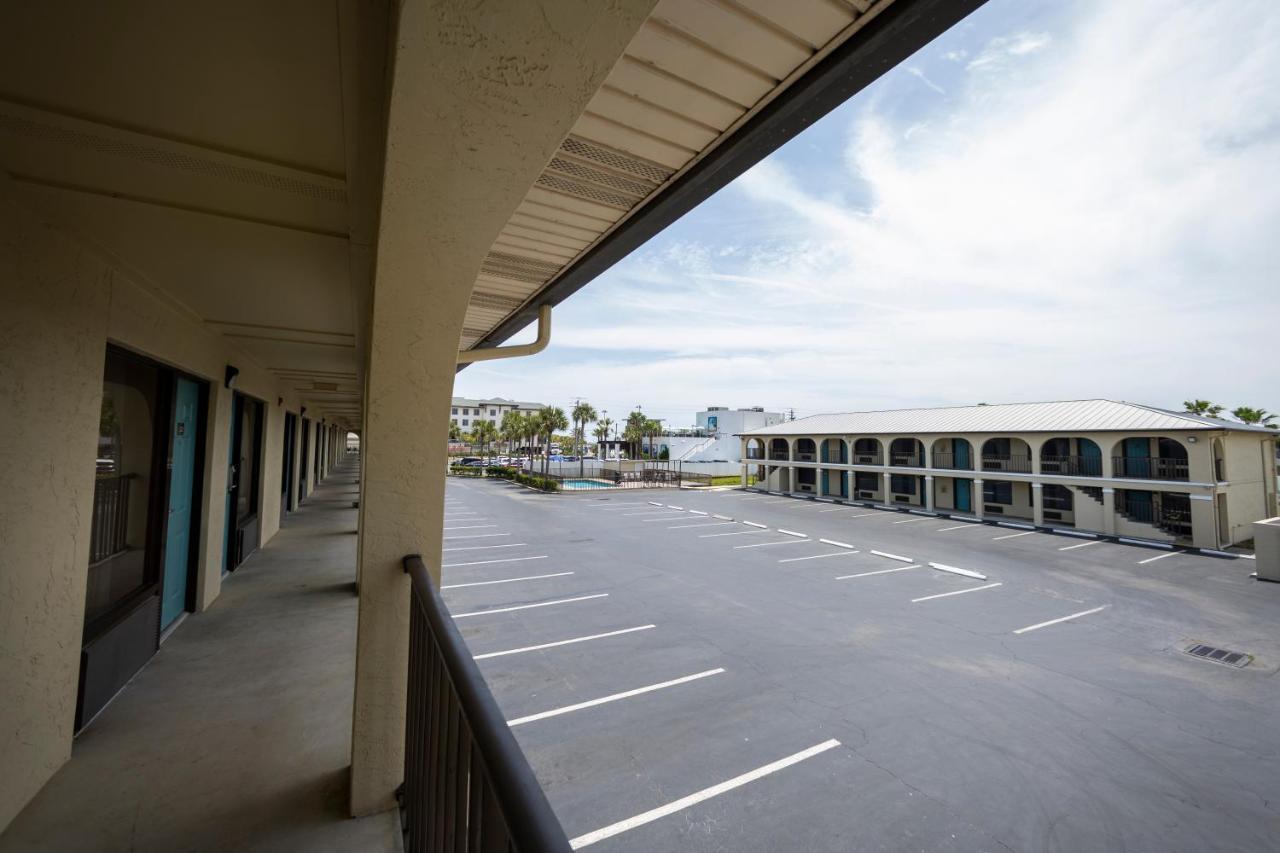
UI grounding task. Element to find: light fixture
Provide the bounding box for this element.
[1187,436,1198,444]
[224,364,240,389]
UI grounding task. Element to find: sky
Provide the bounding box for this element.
[456,0,1280,431]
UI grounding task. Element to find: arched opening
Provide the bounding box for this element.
[1040,437,1102,477]
[852,438,882,465]
[820,438,847,464]
[1111,436,1189,480]
[981,437,1032,473]
[769,438,790,461]
[794,438,817,462]
[745,437,766,461]
[931,437,972,470]
[889,437,924,467]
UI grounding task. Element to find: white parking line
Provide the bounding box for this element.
[568,739,841,849]
[1058,540,1100,551]
[453,593,608,619]
[911,582,1003,603]
[778,529,807,538]
[992,531,1035,541]
[442,524,498,530]
[668,521,738,530]
[1013,605,1109,634]
[937,523,983,532]
[622,511,687,517]
[474,625,656,660]
[779,550,862,563]
[443,555,549,568]
[699,529,770,538]
[689,510,708,516]
[712,514,733,520]
[442,571,573,589]
[665,505,684,510]
[870,550,914,563]
[844,512,880,518]
[442,543,526,552]
[891,516,932,524]
[928,562,987,580]
[835,565,921,580]
[733,539,813,549]
[443,533,511,540]
[819,538,854,549]
[742,521,768,529]
[643,516,697,522]
[1138,551,1182,565]
[508,668,725,728]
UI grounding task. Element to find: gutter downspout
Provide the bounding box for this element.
[457,305,551,365]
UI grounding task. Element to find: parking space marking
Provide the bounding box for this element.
[733,538,813,549]
[870,550,914,563]
[442,571,573,590]
[699,529,770,538]
[443,524,498,531]
[454,593,608,619]
[443,555,549,568]
[928,562,988,580]
[835,565,921,580]
[568,739,841,850]
[1059,540,1101,551]
[818,507,848,513]
[778,529,807,538]
[442,543,527,552]
[622,511,687,517]
[1138,551,1182,565]
[643,516,697,522]
[1013,605,1109,634]
[668,521,737,530]
[911,583,1003,603]
[937,523,983,532]
[742,521,768,529]
[891,516,932,524]
[779,550,862,563]
[819,538,855,549]
[508,668,726,728]
[443,533,511,540]
[665,505,684,510]
[474,625,656,660]
[992,531,1035,541]
[689,510,708,516]
[712,514,733,520]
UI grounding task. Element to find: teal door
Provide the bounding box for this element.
[1123,437,1150,478]
[162,378,200,628]
[954,440,970,469]
[955,478,972,512]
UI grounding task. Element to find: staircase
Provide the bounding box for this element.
[672,434,717,461]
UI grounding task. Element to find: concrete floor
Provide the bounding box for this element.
[442,478,1280,852]
[0,460,402,853]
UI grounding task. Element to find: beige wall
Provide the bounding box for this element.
[0,180,305,827]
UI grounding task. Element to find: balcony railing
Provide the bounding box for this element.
[1040,455,1102,477]
[769,452,789,461]
[852,452,883,465]
[795,452,815,462]
[401,555,571,853]
[981,454,1032,473]
[745,449,764,460]
[931,451,971,470]
[90,473,134,564]
[1112,456,1189,481]
[1117,501,1192,536]
[890,453,923,467]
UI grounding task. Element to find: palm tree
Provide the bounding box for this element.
[500,411,523,460]
[644,418,662,459]
[472,420,498,464]
[623,410,647,459]
[572,401,597,475]
[448,422,461,443]
[594,417,613,460]
[1184,399,1224,417]
[1231,406,1277,427]
[537,407,569,476]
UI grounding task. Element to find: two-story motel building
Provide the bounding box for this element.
[741,400,1278,550]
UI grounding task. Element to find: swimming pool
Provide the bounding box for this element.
[558,478,617,490]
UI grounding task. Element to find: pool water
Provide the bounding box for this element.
[559,478,616,490]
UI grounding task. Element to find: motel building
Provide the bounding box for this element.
[0,1,994,850]
[741,400,1279,550]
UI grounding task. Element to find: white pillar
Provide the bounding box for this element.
[974,479,985,519]
[882,470,892,506]
[1102,487,1117,534]
[1031,482,1044,526]
[925,475,935,511]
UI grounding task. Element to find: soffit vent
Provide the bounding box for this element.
[480,251,562,285]
[468,291,526,312]
[535,172,637,210]
[559,135,674,184]
[1183,643,1251,668]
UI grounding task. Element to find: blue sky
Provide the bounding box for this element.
[457,0,1280,430]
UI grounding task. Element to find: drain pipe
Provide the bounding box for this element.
[456,305,552,365]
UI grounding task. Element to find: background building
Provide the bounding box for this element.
[449,396,544,430]
[655,406,785,462]
[742,399,1278,550]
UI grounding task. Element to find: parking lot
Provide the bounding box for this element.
[440,478,1280,852]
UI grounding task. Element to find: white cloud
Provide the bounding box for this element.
[459,0,1280,423]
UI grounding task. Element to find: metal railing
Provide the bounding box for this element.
[769,452,789,460]
[1112,456,1189,481]
[794,452,815,462]
[1116,501,1192,536]
[981,454,1032,473]
[930,451,971,470]
[1040,455,1102,477]
[401,555,571,853]
[852,452,883,465]
[889,452,923,467]
[89,474,134,564]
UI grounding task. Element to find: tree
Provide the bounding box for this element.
[572,401,597,476]
[1184,399,1224,417]
[644,418,662,459]
[623,410,647,459]
[472,420,498,463]
[1231,406,1277,427]
[594,417,613,459]
[448,422,461,443]
[500,411,523,459]
[536,406,569,476]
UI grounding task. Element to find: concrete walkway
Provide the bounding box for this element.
[0,460,401,853]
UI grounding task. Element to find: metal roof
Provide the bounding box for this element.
[743,400,1279,436]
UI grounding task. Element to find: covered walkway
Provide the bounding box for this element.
[0,460,400,853]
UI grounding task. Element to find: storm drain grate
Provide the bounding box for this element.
[1183,643,1251,668]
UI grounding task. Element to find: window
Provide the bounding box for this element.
[890,474,916,495]
[854,472,879,492]
[462,419,469,426]
[451,407,457,415]
[473,408,480,415]
[489,408,496,416]
[451,418,457,425]
[983,481,1013,504]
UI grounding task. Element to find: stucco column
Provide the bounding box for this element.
[925,475,935,511]
[974,478,985,519]
[1102,487,1117,534]
[882,470,892,505]
[347,0,655,817]
[1031,482,1044,527]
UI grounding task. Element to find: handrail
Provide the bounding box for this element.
[401,554,571,852]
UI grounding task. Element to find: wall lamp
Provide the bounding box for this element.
[224,364,240,389]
